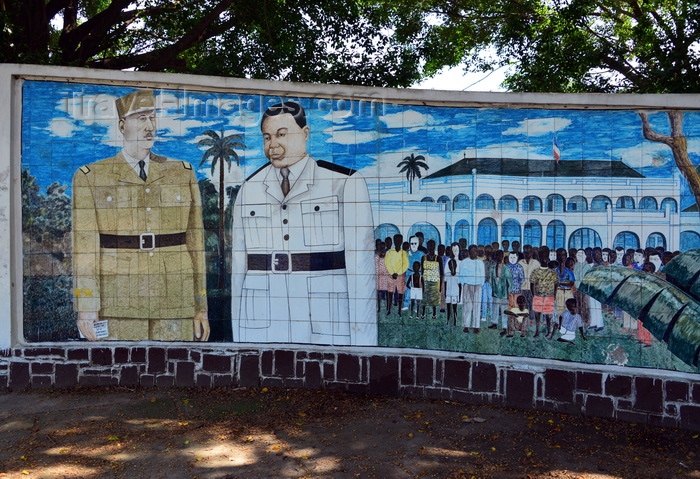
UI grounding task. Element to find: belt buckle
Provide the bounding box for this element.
[140,233,155,251]
[271,251,292,273]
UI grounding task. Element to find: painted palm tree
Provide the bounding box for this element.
[198,129,246,288]
[397,154,429,194]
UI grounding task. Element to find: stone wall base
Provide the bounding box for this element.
[1,346,698,431]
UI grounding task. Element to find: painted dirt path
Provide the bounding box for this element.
[0,387,697,478]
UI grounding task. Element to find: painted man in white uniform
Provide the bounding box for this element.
[231,102,376,345]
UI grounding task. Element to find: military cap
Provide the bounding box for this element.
[115,90,156,119]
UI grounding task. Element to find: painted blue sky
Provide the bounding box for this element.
[21,80,700,210]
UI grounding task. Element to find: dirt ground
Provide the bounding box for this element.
[0,387,698,479]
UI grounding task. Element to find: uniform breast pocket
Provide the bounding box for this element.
[94,186,130,208]
[160,185,190,206]
[301,196,340,246]
[241,203,271,248]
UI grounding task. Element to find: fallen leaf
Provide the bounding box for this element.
[462,417,487,424]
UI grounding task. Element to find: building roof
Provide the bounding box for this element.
[425,157,645,179]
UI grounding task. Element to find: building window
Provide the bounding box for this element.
[374,223,400,242]
[680,231,700,251]
[477,218,498,245]
[569,228,602,249]
[437,195,451,205]
[614,231,640,250]
[476,194,495,210]
[452,193,470,210]
[408,222,441,247]
[567,195,588,212]
[502,219,522,245]
[661,198,677,212]
[420,196,435,203]
[522,195,542,212]
[591,195,612,211]
[646,233,666,250]
[546,220,566,250]
[498,195,519,212]
[454,220,470,243]
[524,220,542,247]
[616,196,635,209]
[545,194,565,212]
[639,196,658,210]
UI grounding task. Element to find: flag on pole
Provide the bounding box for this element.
[552,134,561,162]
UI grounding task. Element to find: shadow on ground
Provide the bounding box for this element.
[0,387,698,478]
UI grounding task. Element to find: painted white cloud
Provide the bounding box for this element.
[46,118,78,138]
[380,109,435,130]
[325,129,398,145]
[614,140,680,169]
[503,117,572,136]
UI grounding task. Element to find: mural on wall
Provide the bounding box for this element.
[20,80,700,374]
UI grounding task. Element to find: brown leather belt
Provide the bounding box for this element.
[99,232,187,250]
[247,251,346,273]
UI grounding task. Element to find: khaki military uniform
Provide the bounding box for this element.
[72,151,207,341]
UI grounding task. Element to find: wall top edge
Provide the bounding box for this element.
[3,63,700,110]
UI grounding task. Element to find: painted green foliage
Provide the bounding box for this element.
[580,251,700,370]
[198,129,246,289]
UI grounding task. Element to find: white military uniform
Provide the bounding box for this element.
[231,155,376,345]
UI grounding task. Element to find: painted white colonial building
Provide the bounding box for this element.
[368,157,700,252]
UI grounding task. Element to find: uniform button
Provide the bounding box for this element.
[176,195,181,201]
[149,252,154,257]
[146,207,151,212]
[106,196,112,202]
[283,219,288,225]
[147,227,151,232]
[250,211,255,216]
[145,188,150,193]
[284,234,289,241]
[314,205,320,211]
[282,205,287,210]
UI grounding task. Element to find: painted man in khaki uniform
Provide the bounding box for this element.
[72,90,209,341]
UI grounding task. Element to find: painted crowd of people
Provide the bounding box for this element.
[375,235,679,345]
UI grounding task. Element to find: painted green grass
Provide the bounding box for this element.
[377,302,697,373]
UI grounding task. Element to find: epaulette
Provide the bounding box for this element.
[79,166,91,175]
[245,162,271,181]
[317,160,356,176]
[182,161,192,170]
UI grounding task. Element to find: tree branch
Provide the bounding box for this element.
[140,0,236,71]
[637,111,674,146]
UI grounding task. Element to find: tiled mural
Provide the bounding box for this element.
[21,80,700,374]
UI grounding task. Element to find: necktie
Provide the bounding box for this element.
[280,167,290,197]
[138,160,147,182]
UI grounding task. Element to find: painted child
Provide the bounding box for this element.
[444,258,461,330]
[406,261,423,320]
[557,298,588,344]
[504,295,529,338]
[529,258,559,338]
